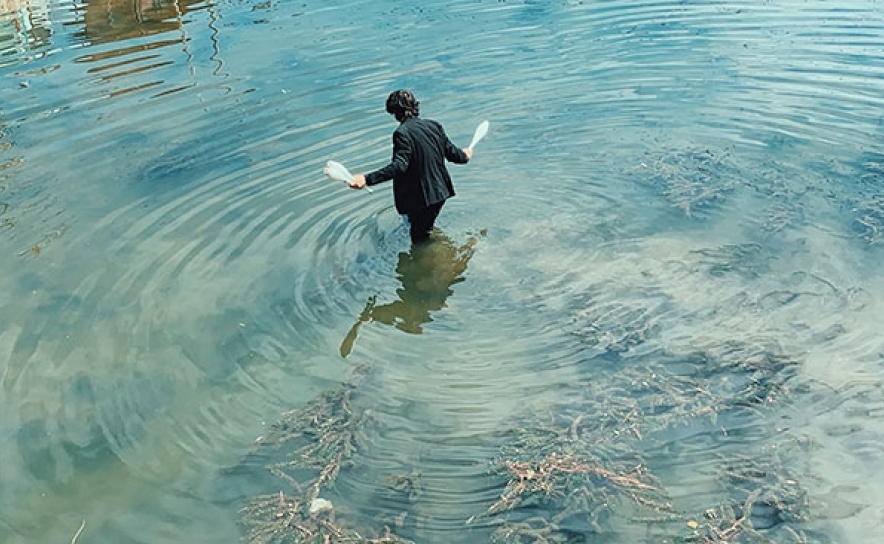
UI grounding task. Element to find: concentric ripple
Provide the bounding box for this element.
[2,0,884,542]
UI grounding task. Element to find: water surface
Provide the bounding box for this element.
[2,0,884,542]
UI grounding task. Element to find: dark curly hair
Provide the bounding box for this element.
[385,89,420,122]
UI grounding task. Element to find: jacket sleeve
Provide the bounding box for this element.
[366,130,412,186]
[440,122,470,164]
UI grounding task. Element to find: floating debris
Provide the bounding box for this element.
[309,497,333,515]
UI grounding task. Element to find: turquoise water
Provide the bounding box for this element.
[2,0,884,542]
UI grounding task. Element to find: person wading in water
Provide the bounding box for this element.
[349,89,473,245]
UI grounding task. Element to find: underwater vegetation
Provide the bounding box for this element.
[235,148,836,543]
[851,193,884,246]
[237,333,814,543]
[239,364,412,543]
[631,147,738,219]
[463,334,809,543]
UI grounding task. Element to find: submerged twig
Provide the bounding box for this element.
[70,519,86,544]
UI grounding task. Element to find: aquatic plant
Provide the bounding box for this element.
[240,490,408,544]
[682,451,810,543]
[241,266,808,544]
[474,342,808,543]
[851,193,884,245]
[567,298,663,356]
[379,469,423,504]
[239,366,411,543]
[632,147,737,218]
[691,243,770,279]
[760,202,802,234]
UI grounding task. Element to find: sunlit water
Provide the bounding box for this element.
[2,0,884,542]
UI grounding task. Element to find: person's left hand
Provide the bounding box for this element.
[463,148,474,161]
[349,174,367,189]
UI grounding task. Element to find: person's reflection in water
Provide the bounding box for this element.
[340,232,478,357]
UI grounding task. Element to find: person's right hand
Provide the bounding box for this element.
[349,174,367,189]
[463,148,474,161]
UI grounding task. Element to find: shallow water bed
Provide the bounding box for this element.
[2,0,884,542]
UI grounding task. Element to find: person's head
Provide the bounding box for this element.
[386,89,420,122]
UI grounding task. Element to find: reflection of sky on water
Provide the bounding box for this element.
[1,0,884,542]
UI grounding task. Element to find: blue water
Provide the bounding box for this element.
[2,0,884,542]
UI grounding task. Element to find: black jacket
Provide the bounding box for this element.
[365,117,469,215]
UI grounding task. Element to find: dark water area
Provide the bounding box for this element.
[2,0,884,542]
